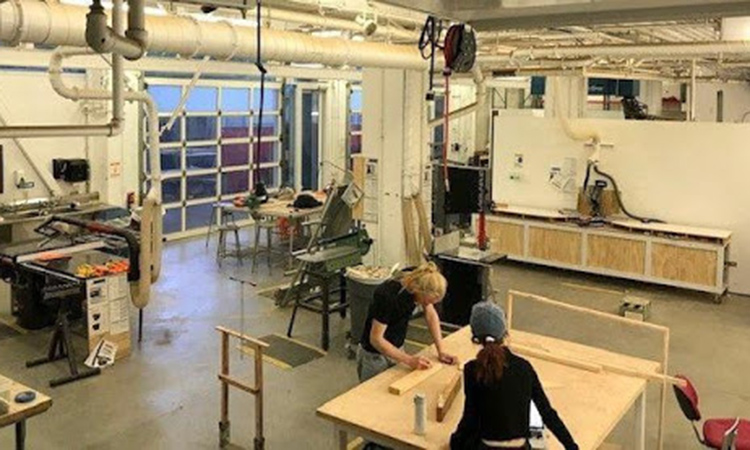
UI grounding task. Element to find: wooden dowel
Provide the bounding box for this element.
[219,374,259,395]
[507,290,670,333]
[511,343,685,387]
[255,345,264,441]
[510,344,604,373]
[216,326,270,349]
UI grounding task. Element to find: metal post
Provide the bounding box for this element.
[15,420,26,450]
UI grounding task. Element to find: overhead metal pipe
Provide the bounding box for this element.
[0,0,427,70]
[478,41,750,65]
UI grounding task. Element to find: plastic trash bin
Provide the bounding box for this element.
[345,267,390,358]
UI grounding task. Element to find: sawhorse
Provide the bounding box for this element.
[217,326,269,450]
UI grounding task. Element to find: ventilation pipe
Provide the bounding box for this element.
[47,44,161,307]
[472,66,490,154]
[0,0,426,70]
[426,68,487,131]
[477,41,750,65]
[86,0,148,60]
[0,0,140,139]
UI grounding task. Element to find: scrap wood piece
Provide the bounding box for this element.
[437,370,462,423]
[388,363,443,396]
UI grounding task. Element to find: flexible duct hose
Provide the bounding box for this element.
[588,163,663,224]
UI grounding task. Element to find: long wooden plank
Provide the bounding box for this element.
[510,343,685,387]
[388,362,444,396]
[510,344,604,374]
[436,371,462,423]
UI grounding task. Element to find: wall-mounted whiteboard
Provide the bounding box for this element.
[492,116,750,295]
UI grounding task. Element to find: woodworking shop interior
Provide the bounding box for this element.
[3,0,750,448]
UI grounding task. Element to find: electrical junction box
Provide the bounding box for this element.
[53,159,90,183]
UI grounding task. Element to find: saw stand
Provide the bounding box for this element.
[26,296,101,387]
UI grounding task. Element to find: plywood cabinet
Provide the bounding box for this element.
[587,235,646,275]
[528,227,581,265]
[486,221,523,256]
[485,213,730,295]
[652,244,718,287]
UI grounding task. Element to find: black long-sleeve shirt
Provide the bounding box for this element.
[451,350,579,450]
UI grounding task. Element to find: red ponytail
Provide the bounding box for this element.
[476,342,507,385]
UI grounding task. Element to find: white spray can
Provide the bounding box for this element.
[414,393,426,436]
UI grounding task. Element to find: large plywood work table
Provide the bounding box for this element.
[486,207,732,296]
[317,327,659,450]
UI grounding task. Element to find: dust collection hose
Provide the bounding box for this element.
[584,162,663,224]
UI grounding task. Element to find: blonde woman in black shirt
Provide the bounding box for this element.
[451,302,579,450]
[357,262,457,382]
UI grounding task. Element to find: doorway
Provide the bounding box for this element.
[294,85,324,191]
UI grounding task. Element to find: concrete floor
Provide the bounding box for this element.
[1,234,749,449]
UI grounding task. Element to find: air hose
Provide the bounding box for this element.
[584,162,663,224]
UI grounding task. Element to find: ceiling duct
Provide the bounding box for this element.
[0,0,426,69]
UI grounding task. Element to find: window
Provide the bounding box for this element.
[145,81,283,238]
[348,86,363,156]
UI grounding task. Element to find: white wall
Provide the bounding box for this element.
[0,69,140,207]
[493,115,750,295]
[695,82,750,123]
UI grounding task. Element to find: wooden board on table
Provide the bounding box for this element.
[388,362,445,396]
[0,375,52,428]
[436,371,462,423]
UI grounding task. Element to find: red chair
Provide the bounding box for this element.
[673,375,750,449]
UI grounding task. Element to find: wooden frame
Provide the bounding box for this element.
[216,326,269,450]
[505,290,672,450]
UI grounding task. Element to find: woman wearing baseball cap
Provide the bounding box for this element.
[451,302,579,450]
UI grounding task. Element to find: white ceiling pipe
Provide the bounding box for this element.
[256,7,418,41]
[0,0,427,70]
[49,46,163,300]
[0,0,130,138]
[478,41,750,63]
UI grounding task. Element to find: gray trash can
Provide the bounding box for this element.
[345,268,390,358]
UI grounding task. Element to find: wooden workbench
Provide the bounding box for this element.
[317,327,659,450]
[486,207,732,296]
[223,194,325,267]
[0,374,52,449]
